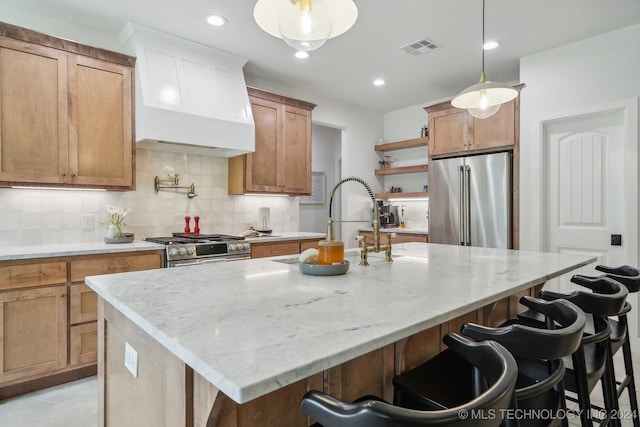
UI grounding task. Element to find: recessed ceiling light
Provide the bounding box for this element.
[206,15,228,26]
[295,51,310,59]
[483,41,499,50]
[373,79,386,86]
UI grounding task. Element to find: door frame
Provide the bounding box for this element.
[532,97,639,348]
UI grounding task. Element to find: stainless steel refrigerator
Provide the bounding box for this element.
[429,152,512,248]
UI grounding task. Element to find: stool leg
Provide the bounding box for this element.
[603,341,621,427]
[620,322,640,427]
[572,349,594,427]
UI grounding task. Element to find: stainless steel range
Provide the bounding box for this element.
[145,233,251,267]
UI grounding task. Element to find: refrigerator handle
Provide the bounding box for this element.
[464,165,471,246]
[458,165,465,245]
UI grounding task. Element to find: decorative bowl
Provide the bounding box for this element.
[104,233,134,244]
[299,260,350,276]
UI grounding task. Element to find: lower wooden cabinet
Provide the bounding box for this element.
[0,285,67,384]
[250,239,323,259]
[0,249,163,397]
[358,231,428,244]
[70,322,98,366]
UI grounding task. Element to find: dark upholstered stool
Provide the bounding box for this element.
[393,297,586,427]
[539,274,628,427]
[301,333,517,427]
[594,264,640,427]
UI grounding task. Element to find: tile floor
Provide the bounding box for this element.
[0,352,639,426]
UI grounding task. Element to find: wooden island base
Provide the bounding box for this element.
[97,284,542,427]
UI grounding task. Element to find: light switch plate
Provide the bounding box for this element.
[124,342,138,378]
[81,214,94,230]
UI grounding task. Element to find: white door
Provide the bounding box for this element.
[543,101,638,349]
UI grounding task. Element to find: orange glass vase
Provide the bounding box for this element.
[318,240,345,265]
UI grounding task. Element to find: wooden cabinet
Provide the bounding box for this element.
[425,88,521,159]
[359,231,428,244]
[0,23,135,190]
[0,285,67,384]
[68,252,163,367]
[0,249,163,398]
[374,137,429,199]
[250,238,324,259]
[228,87,316,195]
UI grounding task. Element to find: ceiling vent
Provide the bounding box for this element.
[399,37,440,55]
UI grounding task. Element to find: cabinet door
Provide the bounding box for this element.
[0,286,67,383]
[471,99,516,150]
[245,96,282,193]
[70,322,97,366]
[70,283,98,324]
[68,55,133,188]
[428,109,469,157]
[0,37,69,185]
[281,104,311,194]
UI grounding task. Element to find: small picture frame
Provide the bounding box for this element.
[300,172,325,204]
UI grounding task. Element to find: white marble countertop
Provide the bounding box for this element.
[0,232,326,261]
[85,243,594,404]
[359,227,428,235]
[0,241,164,261]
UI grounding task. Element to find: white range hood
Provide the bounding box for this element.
[118,22,255,157]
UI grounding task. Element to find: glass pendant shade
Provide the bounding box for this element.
[254,0,358,52]
[279,3,332,51]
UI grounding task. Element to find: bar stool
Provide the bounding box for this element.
[539,274,628,427]
[392,297,586,427]
[594,264,640,427]
[301,333,518,427]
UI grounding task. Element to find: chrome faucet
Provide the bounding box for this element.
[327,176,392,266]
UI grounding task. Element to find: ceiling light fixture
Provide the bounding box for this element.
[451,0,518,119]
[206,15,228,26]
[373,78,386,86]
[254,0,358,52]
[295,50,310,59]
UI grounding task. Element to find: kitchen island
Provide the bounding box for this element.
[86,243,595,426]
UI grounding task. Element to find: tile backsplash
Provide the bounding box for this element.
[0,147,300,247]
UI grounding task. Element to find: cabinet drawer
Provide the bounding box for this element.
[251,242,300,258]
[70,322,97,366]
[70,252,162,282]
[70,283,97,324]
[0,262,67,291]
[300,240,322,251]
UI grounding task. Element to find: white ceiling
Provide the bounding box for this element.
[4,0,640,112]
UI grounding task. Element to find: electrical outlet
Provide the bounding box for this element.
[82,214,94,230]
[124,342,138,378]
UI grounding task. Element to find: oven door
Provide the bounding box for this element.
[167,254,251,267]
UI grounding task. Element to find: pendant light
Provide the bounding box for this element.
[451,0,518,119]
[254,0,358,52]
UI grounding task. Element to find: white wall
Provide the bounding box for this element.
[300,125,340,235]
[519,23,640,260]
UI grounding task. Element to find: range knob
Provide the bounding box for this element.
[178,247,187,256]
[168,248,178,257]
[228,244,237,252]
[187,247,195,255]
[243,243,250,251]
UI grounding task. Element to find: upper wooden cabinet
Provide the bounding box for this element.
[228,87,316,195]
[0,23,135,190]
[425,86,521,159]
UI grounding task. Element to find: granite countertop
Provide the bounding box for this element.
[0,241,164,261]
[85,243,594,404]
[359,227,428,235]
